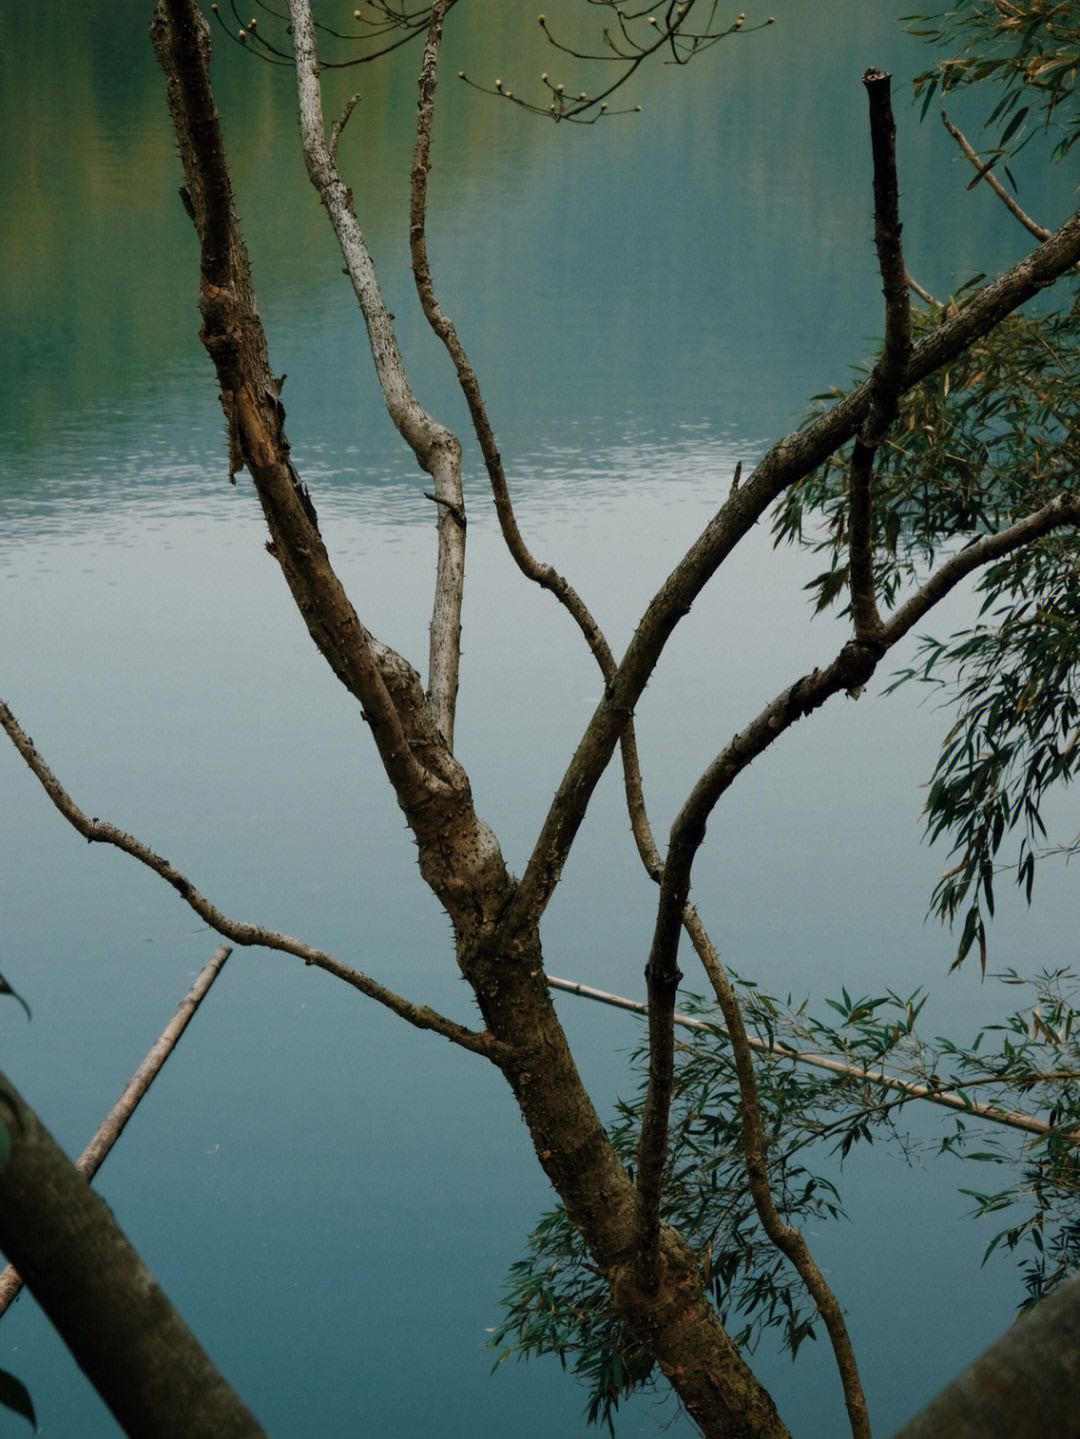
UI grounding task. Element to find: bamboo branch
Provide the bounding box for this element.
[546,977,1080,1143]
[907,270,943,309]
[288,0,465,748]
[0,700,505,1062]
[0,945,232,1318]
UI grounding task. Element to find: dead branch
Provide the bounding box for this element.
[0,945,232,1318]
[849,69,911,651]
[942,110,1052,244]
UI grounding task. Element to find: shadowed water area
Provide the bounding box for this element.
[1,4,1078,1436]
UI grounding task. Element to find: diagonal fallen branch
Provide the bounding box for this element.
[0,944,232,1318]
[546,976,1080,1144]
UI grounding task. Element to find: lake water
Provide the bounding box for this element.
[1,4,1077,1437]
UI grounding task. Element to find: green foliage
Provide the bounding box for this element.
[775,273,1080,965]
[0,1370,36,1432]
[905,1,1080,167]
[894,528,1080,965]
[773,5,1080,970]
[0,972,30,1024]
[496,970,1080,1430]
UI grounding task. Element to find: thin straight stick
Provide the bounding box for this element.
[546,975,1080,1144]
[0,944,232,1318]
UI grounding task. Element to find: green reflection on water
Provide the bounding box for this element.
[1,5,1078,1439]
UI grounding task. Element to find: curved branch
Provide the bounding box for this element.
[505,197,1080,939]
[643,494,1080,1132]
[682,921,871,1439]
[0,700,505,1062]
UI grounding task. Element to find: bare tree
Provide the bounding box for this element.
[4,2,1080,1436]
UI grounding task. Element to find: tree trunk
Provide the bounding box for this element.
[147,5,794,1434]
[890,1269,1080,1439]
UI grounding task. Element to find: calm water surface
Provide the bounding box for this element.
[1,4,1077,1436]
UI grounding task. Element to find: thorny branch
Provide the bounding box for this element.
[849,68,911,650]
[0,700,505,1061]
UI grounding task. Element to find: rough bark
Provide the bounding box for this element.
[0,1068,267,1439]
[890,1269,1080,1439]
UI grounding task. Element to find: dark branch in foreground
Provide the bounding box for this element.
[0,1066,269,1438]
[849,68,911,649]
[890,1267,1080,1439]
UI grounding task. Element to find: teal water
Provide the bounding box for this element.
[1,4,1078,1436]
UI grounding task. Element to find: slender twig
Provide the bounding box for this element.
[152,1,449,809]
[942,110,1053,244]
[906,269,943,309]
[547,977,1080,1143]
[0,700,504,1062]
[329,92,362,161]
[0,945,233,1318]
[690,929,871,1439]
[471,3,773,124]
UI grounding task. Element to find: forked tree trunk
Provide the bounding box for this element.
[148,6,793,1435]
